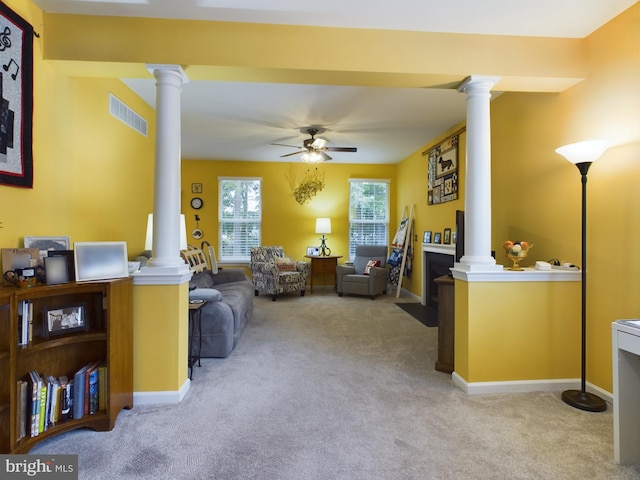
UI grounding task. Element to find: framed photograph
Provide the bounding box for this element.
[433,232,442,244]
[24,236,71,261]
[443,228,452,245]
[191,183,202,194]
[306,246,320,256]
[74,242,129,282]
[47,250,75,281]
[43,303,88,338]
[44,256,70,285]
[423,231,432,243]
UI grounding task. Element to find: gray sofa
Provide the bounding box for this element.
[189,268,254,358]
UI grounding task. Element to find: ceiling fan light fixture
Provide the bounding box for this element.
[302,151,323,164]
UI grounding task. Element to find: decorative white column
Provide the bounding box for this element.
[455,75,503,272]
[137,64,191,282]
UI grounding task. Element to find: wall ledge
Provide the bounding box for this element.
[451,266,581,282]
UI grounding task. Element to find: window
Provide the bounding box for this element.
[348,179,390,261]
[218,177,261,262]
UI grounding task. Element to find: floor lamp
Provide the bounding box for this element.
[556,140,609,412]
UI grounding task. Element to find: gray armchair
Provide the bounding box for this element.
[336,245,388,299]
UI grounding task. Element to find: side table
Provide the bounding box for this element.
[188,299,207,380]
[305,255,342,292]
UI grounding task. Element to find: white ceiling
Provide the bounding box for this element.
[32,0,637,164]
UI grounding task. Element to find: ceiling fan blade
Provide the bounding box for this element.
[326,147,358,153]
[320,151,332,161]
[280,150,307,158]
[271,143,302,148]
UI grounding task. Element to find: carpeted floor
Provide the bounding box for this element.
[395,302,439,327]
[30,288,640,479]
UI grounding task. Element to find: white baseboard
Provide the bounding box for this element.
[452,372,613,404]
[133,378,191,406]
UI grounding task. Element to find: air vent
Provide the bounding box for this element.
[109,93,148,136]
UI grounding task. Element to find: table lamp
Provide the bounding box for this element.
[315,217,332,256]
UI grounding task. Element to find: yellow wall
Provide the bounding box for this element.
[0,2,155,255]
[133,284,189,391]
[181,160,397,273]
[396,125,466,295]
[489,4,639,391]
[456,280,581,382]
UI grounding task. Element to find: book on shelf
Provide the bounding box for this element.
[38,377,47,434]
[72,364,89,420]
[28,371,41,437]
[16,380,28,441]
[98,362,108,412]
[84,361,100,417]
[59,376,71,423]
[17,300,33,346]
[88,362,101,415]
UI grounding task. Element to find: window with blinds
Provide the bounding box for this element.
[348,179,390,261]
[218,178,262,262]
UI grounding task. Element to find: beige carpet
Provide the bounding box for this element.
[31,287,640,479]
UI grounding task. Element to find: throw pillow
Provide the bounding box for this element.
[274,256,297,272]
[364,259,381,275]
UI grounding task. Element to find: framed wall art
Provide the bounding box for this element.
[0,3,34,188]
[24,236,71,260]
[425,132,461,205]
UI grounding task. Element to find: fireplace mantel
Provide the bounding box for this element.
[421,243,455,306]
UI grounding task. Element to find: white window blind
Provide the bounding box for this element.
[218,178,262,262]
[348,179,390,261]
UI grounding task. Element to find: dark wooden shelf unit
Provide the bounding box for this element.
[0,278,133,453]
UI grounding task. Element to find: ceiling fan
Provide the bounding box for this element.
[271,127,357,163]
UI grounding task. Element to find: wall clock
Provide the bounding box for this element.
[190,197,203,209]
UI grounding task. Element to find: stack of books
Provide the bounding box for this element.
[16,361,108,440]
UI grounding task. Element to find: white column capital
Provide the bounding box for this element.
[146,64,190,84]
[457,75,501,95]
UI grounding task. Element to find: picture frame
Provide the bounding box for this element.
[426,133,460,205]
[24,236,71,261]
[2,248,41,286]
[443,228,452,245]
[44,255,70,285]
[423,231,432,243]
[47,250,75,281]
[43,303,88,338]
[74,242,129,282]
[306,246,320,256]
[433,232,442,244]
[191,183,202,194]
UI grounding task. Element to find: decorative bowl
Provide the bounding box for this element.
[502,241,533,271]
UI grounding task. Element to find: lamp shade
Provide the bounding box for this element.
[315,217,332,234]
[555,140,609,164]
[145,214,188,251]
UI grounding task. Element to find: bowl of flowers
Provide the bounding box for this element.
[502,241,533,271]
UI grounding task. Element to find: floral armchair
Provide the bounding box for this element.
[250,246,309,301]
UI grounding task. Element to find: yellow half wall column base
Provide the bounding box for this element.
[450,270,603,398]
[133,282,191,404]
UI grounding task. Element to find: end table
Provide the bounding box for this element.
[188,299,207,380]
[304,255,342,292]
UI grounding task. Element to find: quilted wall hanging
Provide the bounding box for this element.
[0,2,34,188]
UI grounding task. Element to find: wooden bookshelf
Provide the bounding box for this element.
[0,278,133,453]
